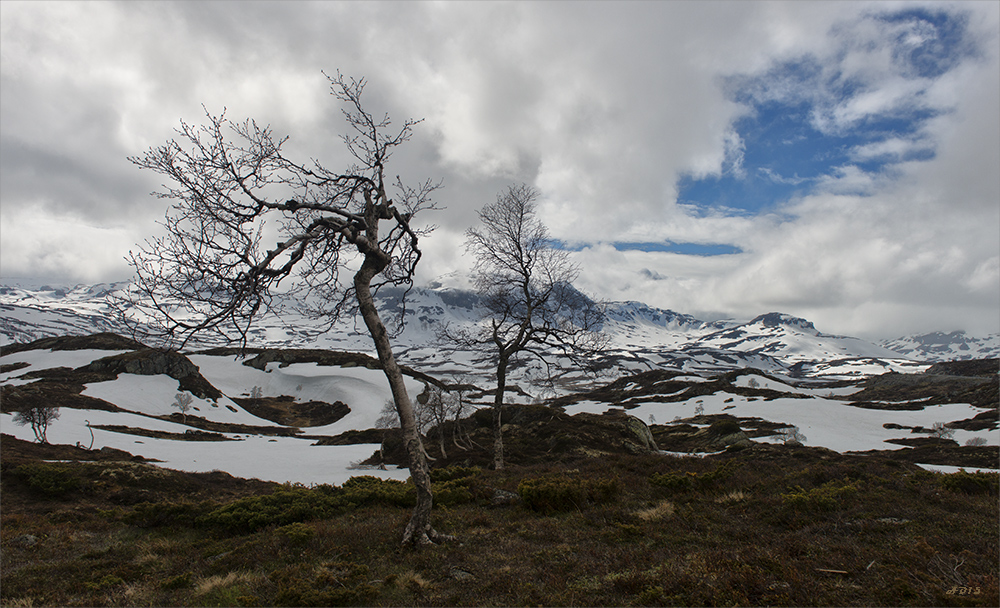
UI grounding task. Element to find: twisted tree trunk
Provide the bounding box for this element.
[354,263,449,546]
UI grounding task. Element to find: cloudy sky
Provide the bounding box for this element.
[1,1,997,340]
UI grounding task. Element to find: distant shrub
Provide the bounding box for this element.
[199,486,342,533]
[939,470,998,495]
[277,522,316,545]
[650,471,697,491]
[125,500,215,527]
[429,465,480,482]
[709,419,741,436]
[13,463,81,498]
[518,474,618,513]
[650,460,737,493]
[782,479,859,511]
[964,436,988,447]
[339,476,414,508]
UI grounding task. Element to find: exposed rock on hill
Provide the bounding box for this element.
[367,404,661,469]
[0,332,146,356]
[81,349,222,400]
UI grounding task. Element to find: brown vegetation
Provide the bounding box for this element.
[2,433,996,607]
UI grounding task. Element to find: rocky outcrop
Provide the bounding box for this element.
[81,349,222,400]
[653,416,754,453]
[579,410,659,454]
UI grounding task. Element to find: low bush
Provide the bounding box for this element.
[782,478,859,511]
[518,474,618,513]
[649,460,738,493]
[339,476,414,508]
[939,469,999,495]
[276,522,315,545]
[11,463,81,498]
[124,500,215,527]
[709,419,742,435]
[199,486,342,533]
[429,465,481,482]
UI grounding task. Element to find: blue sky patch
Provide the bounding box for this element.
[675,8,968,217]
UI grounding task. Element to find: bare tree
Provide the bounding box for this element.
[929,421,956,441]
[416,385,460,459]
[13,406,60,444]
[779,426,806,445]
[172,392,194,424]
[447,376,479,451]
[444,184,607,469]
[112,73,447,546]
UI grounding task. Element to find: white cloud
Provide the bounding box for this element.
[0,1,996,340]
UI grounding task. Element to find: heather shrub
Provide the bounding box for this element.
[782,478,859,511]
[650,460,737,493]
[276,522,315,545]
[12,463,81,498]
[199,487,342,532]
[518,474,618,513]
[649,471,697,491]
[432,479,475,506]
[339,476,414,508]
[429,465,481,482]
[939,469,999,495]
[125,500,215,527]
[709,419,741,435]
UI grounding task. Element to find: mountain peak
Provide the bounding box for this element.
[749,312,817,332]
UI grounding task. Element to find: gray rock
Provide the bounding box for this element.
[491,488,521,507]
[450,568,476,581]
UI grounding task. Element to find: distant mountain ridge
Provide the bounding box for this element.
[879,331,1000,363]
[0,281,997,384]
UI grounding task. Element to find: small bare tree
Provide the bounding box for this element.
[172,392,194,424]
[929,421,956,440]
[13,406,60,444]
[112,72,446,546]
[416,385,460,459]
[447,376,479,451]
[444,184,607,469]
[779,426,806,445]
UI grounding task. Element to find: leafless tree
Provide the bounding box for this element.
[443,184,607,469]
[13,406,60,444]
[111,72,447,546]
[447,375,479,451]
[173,392,194,424]
[779,426,806,445]
[929,421,956,440]
[416,385,461,459]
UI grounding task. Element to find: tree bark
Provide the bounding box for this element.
[492,354,509,470]
[354,263,448,546]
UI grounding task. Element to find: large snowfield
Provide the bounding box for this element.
[1,342,997,485]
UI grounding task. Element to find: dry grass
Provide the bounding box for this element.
[635,499,675,521]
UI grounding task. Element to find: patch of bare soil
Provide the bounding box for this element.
[230,395,350,427]
[89,425,233,442]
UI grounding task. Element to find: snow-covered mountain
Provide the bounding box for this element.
[880,331,1000,362]
[0,280,994,385]
[2,280,997,486]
